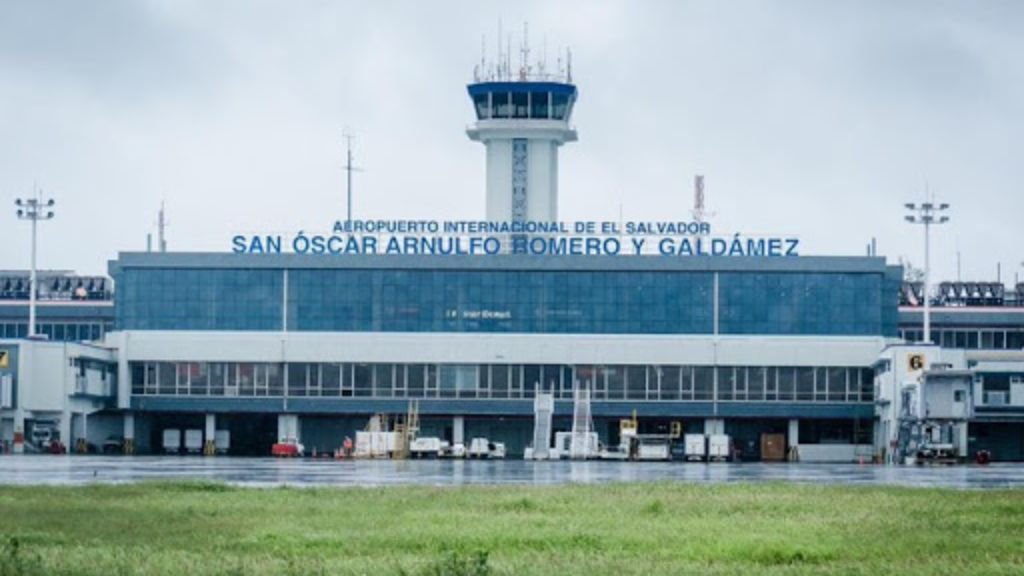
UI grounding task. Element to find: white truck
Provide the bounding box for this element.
[467,437,491,459]
[409,437,444,458]
[30,426,56,451]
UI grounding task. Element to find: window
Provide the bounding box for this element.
[288,363,310,397]
[796,368,814,401]
[530,92,549,118]
[659,366,682,401]
[552,93,569,119]
[512,92,529,118]
[157,363,175,395]
[626,366,646,400]
[493,93,511,118]
[473,93,489,119]
[354,364,372,397]
[694,367,714,400]
[438,365,478,399]
[491,365,509,398]
[605,366,625,400]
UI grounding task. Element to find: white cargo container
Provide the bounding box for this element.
[708,434,731,461]
[355,431,397,458]
[410,437,443,458]
[636,441,670,461]
[684,434,707,461]
[162,429,181,454]
[214,430,231,454]
[184,429,204,454]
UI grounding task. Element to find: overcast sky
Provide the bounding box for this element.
[1,1,1022,283]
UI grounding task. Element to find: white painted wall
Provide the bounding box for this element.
[111,331,888,368]
[469,119,575,224]
[526,139,557,222]
[484,140,512,222]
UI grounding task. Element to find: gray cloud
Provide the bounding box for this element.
[1,0,1021,285]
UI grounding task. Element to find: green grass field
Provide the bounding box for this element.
[1,482,1023,575]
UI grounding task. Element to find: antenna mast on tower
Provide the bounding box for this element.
[342,131,363,224]
[158,201,169,252]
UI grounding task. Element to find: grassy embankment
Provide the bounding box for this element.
[1,482,1023,575]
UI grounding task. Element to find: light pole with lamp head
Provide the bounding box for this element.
[15,194,56,339]
[904,201,949,344]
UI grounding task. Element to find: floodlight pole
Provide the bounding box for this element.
[15,192,56,338]
[904,200,950,344]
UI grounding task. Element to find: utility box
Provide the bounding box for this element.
[760,433,786,462]
[162,429,181,454]
[184,429,204,454]
[214,430,231,454]
[708,435,731,461]
[684,434,706,461]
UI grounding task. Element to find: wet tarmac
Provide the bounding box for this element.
[2,455,1024,489]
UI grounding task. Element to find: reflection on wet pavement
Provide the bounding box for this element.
[1,456,1023,489]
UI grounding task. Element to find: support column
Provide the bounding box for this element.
[203,414,216,456]
[61,408,72,454]
[787,418,800,462]
[12,408,24,454]
[956,422,968,460]
[703,418,724,436]
[123,412,135,455]
[453,416,465,445]
[277,414,300,443]
[76,412,89,454]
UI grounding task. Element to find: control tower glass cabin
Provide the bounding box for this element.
[467,81,578,223]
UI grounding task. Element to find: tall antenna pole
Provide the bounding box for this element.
[346,133,353,223]
[15,187,56,339]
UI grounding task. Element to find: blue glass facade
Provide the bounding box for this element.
[718,272,882,335]
[111,254,900,337]
[289,269,713,333]
[116,268,282,331]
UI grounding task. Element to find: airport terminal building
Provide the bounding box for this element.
[3,57,1023,461]
[102,252,896,457]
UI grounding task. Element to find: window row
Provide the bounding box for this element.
[130,362,874,403]
[472,91,574,120]
[0,322,111,342]
[118,268,893,336]
[899,328,1024,350]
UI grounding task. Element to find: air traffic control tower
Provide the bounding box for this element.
[467,43,577,223]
